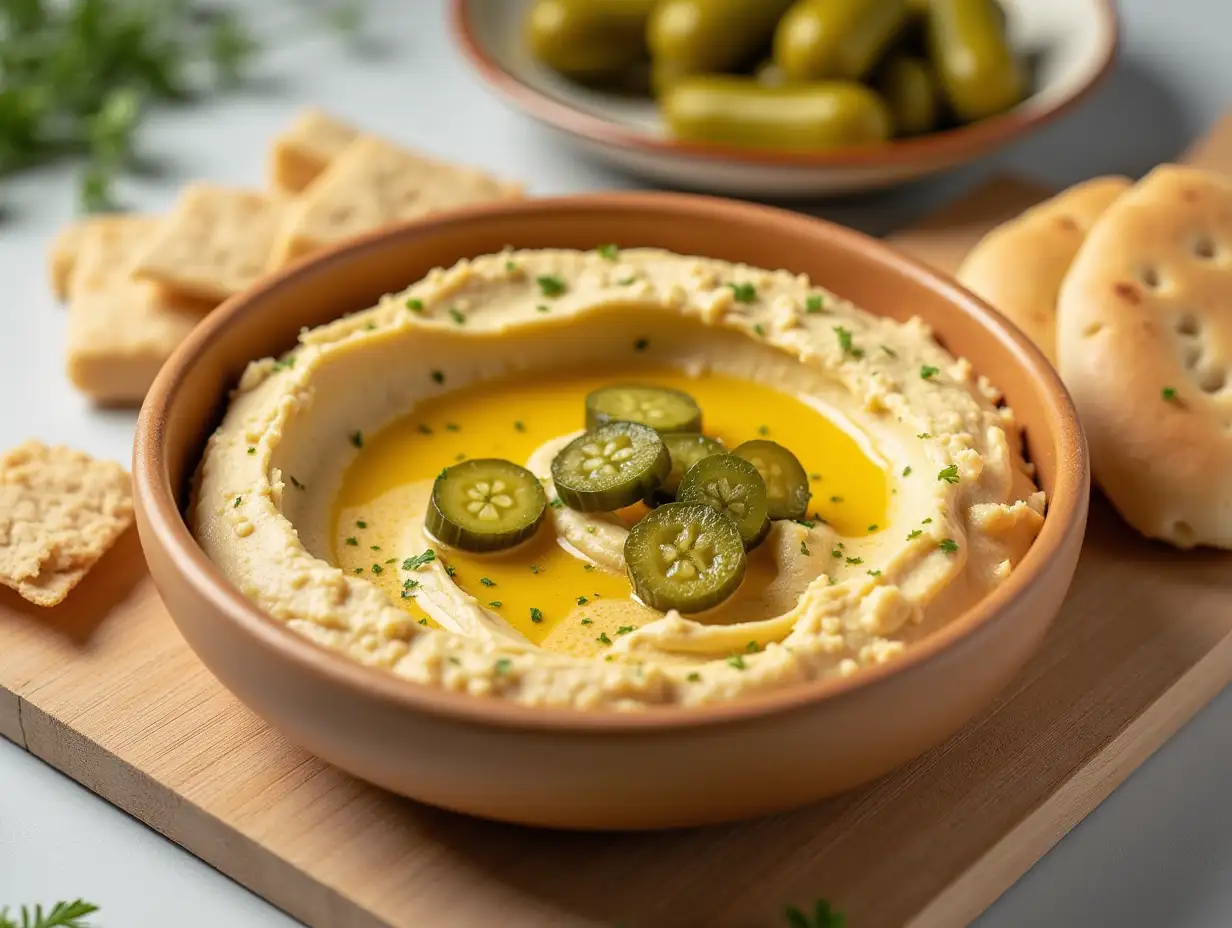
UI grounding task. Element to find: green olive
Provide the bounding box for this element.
[926,0,1024,122]
[662,76,893,150]
[773,0,909,82]
[877,55,941,135]
[524,0,658,80]
[647,0,796,78]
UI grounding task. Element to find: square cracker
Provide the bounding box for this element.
[49,214,159,300]
[269,135,524,268]
[132,184,289,304]
[66,219,208,405]
[0,440,134,607]
[268,108,360,194]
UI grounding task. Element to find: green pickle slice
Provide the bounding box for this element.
[648,433,727,505]
[585,385,703,434]
[551,421,671,512]
[426,459,547,552]
[677,453,771,549]
[624,502,747,613]
[732,439,811,520]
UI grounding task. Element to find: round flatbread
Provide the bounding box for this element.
[958,176,1131,366]
[1057,165,1232,549]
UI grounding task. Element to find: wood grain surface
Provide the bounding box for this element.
[5,119,1232,928]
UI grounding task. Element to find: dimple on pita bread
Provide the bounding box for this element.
[1057,165,1232,549]
[958,176,1130,365]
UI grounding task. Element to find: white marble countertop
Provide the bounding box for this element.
[3,1,1231,924]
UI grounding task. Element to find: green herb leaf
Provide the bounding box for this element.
[402,549,436,571]
[727,281,756,303]
[597,631,612,645]
[1162,385,1178,402]
[902,465,912,477]
[596,243,619,260]
[727,654,746,670]
[494,658,512,676]
[920,365,940,380]
[576,595,588,605]
[937,464,960,484]
[617,625,636,635]
[356,520,368,528]
[882,344,897,357]
[349,430,364,448]
[907,529,922,540]
[407,298,424,312]
[514,420,526,432]
[0,899,101,928]
[480,577,495,587]
[800,540,810,556]
[530,607,543,623]
[536,274,567,297]
[448,307,466,325]
[345,537,358,546]
[939,537,959,554]
[488,600,502,608]
[805,294,825,313]
[845,556,863,565]
[687,671,702,682]
[581,617,593,625]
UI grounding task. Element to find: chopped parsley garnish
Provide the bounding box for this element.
[727,654,746,670]
[833,325,862,357]
[922,517,933,524]
[505,259,518,272]
[417,422,433,435]
[758,424,770,436]
[903,466,912,477]
[831,548,842,558]
[581,618,594,625]
[431,370,445,384]
[585,526,596,534]
[402,549,436,571]
[794,519,815,529]
[445,564,457,578]
[809,472,821,481]
[370,563,383,575]
[247,446,256,455]
[438,467,449,480]
[385,558,396,565]
[406,298,424,312]
[882,344,897,357]
[479,577,495,587]
[617,275,637,285]
[448,307,466,325]
[596,243,619,260]
[746,640,761,653]
[917,432,931,439]
[494,658,512,676]
[938,464,960,484]
[529,607,543,623]
[633,337,649,352]
[445,422,460,432]
[687,671,702,682]
[356,519,368,528]
[907,529,923,540]
[418,618,428,626]
[536,274,567,297]
[752,323,765,337]
[868,569,882,577]
[550,497,564,509]
[576,595,588,605]
[288,475,305,490]
[867,524,878,532]
[800,540,810,556]
[369,544,381,551]
[530,565,542,574]
[349,430,363,448]
[939,538,959,554]
[272,356,296,371]
[1162,386,1178,402]
[488,601,502,608]
[233,496,241,508]
[830,495,843,503]
[514,420,526,432]
[354,567,364,574]
[454,452,466,461]
[846,556,863,565]
[805,294,825,313]
[617,625,636,635]
[727,281,756,303]
[920,365,940,380]
[583,564,596,571]
[536,304,550,313]
[597,632,612,645]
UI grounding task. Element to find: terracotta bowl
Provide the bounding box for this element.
[452,0,1119,198]
[133,193,1088,830]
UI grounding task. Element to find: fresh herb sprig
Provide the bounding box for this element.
[0,900,100,928]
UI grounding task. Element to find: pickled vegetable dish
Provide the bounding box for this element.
[524,0,1025,151]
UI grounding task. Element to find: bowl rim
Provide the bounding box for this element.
[135,191,1088,735]
[448,0,1120,170]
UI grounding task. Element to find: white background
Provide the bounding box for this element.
[2,1,1231,924]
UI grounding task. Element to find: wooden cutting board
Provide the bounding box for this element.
[6,118,1232,928]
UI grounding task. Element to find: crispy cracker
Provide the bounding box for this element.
[49,214,160,300]
[958,176,1130,365]
[268,108,360,194]
[1057,165,1232,549]
[132,184,288,304]
[269,135,524,268]
[0,441,134,606]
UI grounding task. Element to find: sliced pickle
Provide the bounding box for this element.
[647,432,727,505]
[551,421,671,512]
[732,439,811,520]
[624,502,747,613]
[585,384,703,434]
[425,458,547,552]
[676,453,771,549]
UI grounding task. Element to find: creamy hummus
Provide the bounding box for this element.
[194,247,1045,709]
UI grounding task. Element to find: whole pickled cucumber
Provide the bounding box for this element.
[877,55,941,135]
[927,0,1023,122]
[773,0,909,82]
[648,0,796,78]
[662,76,893,150]
[525,0,658,79]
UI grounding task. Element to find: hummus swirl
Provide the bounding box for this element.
[193,248,1045,709]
